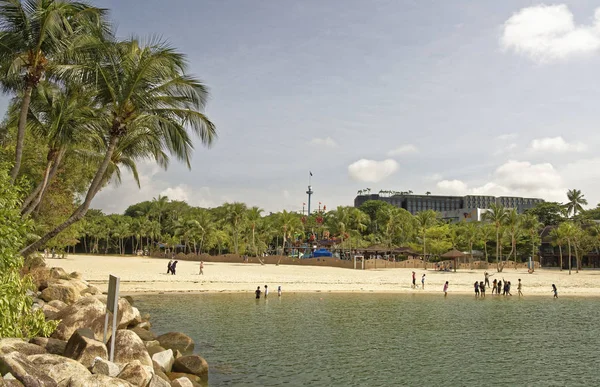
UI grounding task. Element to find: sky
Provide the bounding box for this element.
[13,1,600,213]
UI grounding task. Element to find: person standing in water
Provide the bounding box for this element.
[264,285,269,298]
[443,281,449,297]
[199,261,204,275]
[421,274,426,290]
[517,279,523,296]
[278,286,282,297]
[479,281,486,298]
[255,286,261,299]
[497,280,502,295]
[552,284,558,298]
[474,281,480,297]
[492,279,497,295]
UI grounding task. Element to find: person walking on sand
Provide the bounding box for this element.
[474,281,480,297]
[264,285,269,298]
[171,261,178,275]
[167,258,174,274]
[517,279,523,296]
[552,284,558,298]
[421,274,426,290]
[492,279,497,295]
[443,281,449,297]
[484,271,492,288]
[255,286,262,299]
[412,271,416,289]
[199,261,204,275]
[278,286,282,297]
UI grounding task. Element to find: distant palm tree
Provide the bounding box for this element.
[482,203,509,272]
[565,189,588,217]
[247,206,263,257]
[504,209,522,266]
[223,202,247,255]
[557,221,578,275]
[521,213,542,270]
[415,210,437,265]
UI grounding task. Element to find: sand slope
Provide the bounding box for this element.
[49,254,600,296]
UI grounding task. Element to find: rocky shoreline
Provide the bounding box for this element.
[0,267,208,387]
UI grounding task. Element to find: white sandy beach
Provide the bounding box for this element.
[49,254,600,296]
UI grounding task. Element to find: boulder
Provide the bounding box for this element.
[151,362,170,383]
[42,304,60,320]
[151,349,174,373]
[69,272,83,280]
[0,377,24,387]
[155,332,194,355]
[0,339,46,356]
[144,340,160,349]
[123,296,135,306]
[170,377,194,387]
[107,330,152,367]
[51,297,108,341]
[80,286,101,296]
[172,355,208,381]
[66,374,133,387]
[131,327,156,342]
[41,283,80,305]
[135,321,151,330]
[116,360,152,387]
[167,373,201,385]
[64,329,108,368]
[147,345,166,357]
[48,300,68,310]
[27,353,90,386]
[94,297,138,328]
[147,374,170,387]
[29,338,67,356]
[52,279,89,295]
[0,352,57,386]
[49,267,68,279]
[90,357,120,377]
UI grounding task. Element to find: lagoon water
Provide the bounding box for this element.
[135,293,600,386]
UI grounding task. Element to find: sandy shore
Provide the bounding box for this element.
[47,254,600,296]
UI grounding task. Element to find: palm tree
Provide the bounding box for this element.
[20,38,216,256]
[458,222,478,268]
[521,213,542,270]
[557,221,578,275]
[0,0,109,183]
[482,203,509,272]
[222,202,247,255]
[151,195,170,226]
[247,206,263,257]
[565,189,588,217]
[478,223,494,262]
[415,210,437,265]
[277,210,302,257]
[549,227,564,271]
[504,209,522,267]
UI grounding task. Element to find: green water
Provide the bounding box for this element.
[134,293,600,386]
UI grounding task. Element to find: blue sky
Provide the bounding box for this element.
[19,0,600,213]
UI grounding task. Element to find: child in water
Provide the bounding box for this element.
[443,281,449,297]
[552,284,558,298]
[255,286,261,299]
[278,286,282,297]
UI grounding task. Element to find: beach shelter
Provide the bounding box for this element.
[441,249,465,272]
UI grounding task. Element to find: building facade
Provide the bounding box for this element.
[354,193,543,216]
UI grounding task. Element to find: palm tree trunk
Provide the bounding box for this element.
[20,135,119,256]
[22,148,65,216]
[568,240,572,275]
[559,245,563,270]
[514,238,518,269]
[496,228,500,272]
[10,85,34,184]
[252,225,256,257]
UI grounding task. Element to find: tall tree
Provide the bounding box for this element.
[482,203,509,272]
[222,202,247,255]
[414,210,437,262]
[247,206,263,257]
[521,213,542,270]
[0,0,109,183]
[20,38,216,256]
[565,189,588,218]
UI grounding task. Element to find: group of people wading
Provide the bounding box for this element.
[475,272,524,297]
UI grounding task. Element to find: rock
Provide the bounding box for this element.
[0,378,24,387]
[107,330,152,367]
[170,377,194,387]
[172,355,208,381]
[0,352,57,386]
[50,267,68,279]
[28,353,90,386]
[123,296,134,306]
[174,350,183,359]
[116,360,152,387]
[0,339,46,356]
[131,327,156,342]
[94,297,139,328]
[151,349,174,373]
[41,283,80,305]
[155,332,194,355]
[48,300,68,310]
[52,279,89,295]
[51,297,108,341]
[144,340,160,349]
[69,272,83,280]
[167,373,201,385]
[29,338,67,356]
[147,374,170,387]
[151,362,170,382]
[147,345,166,357]
[64,329,108,368]
[90,357,120,377]
[42,304,60,320]
[66,374,133,387]
[80,286,101,296]
[135,321,151,330]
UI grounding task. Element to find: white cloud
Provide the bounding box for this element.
[161,185,190,202]
[496,133,518,141]
[436,179,468,193]
[435,160,565,201]
[347,159,399,183]
[386,144,419,156]
[310,136,338,148]
[501,5,600,63]
[528,136,587,153]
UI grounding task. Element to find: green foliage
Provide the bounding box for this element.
[0,166,58,338]
[525,202,565,226]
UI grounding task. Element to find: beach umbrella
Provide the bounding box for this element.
[441,249,465,272]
